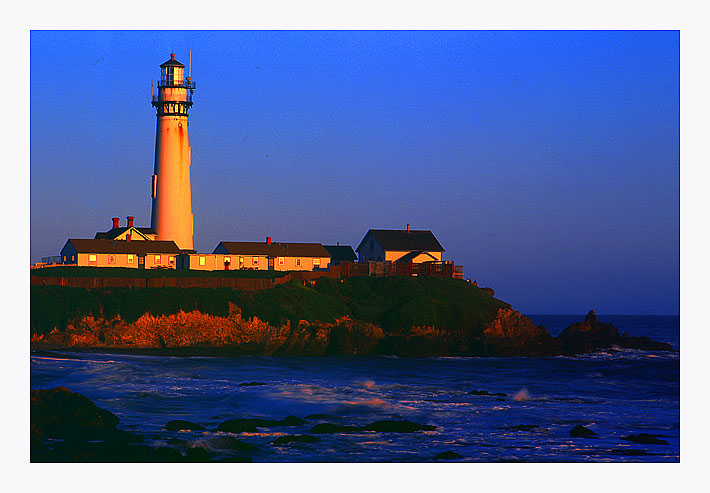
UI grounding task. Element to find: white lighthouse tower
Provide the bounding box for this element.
[150,53,196,251]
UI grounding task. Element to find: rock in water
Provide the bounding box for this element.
[31,387,120,440]
[364,420,436,433]
[434,451,463,460]
[164,420,206,431]
[570,425,597,438]
[621,433,669,445]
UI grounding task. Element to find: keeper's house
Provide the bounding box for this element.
[356,229,445,263]
[212,238,331,271]
[60,238,182,269]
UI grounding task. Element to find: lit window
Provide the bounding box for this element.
[155,255,161,264]
[224,257,231,264]
[63,256,67,262]
[127,254,134,263]
[314,258,320,266]
[278,257,284,265]
[89,254,97,262]
[169,257,175,264]
[199,256,206,266]
[108,255,116,264]
[253,256,259,264]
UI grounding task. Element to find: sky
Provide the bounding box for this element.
[29,29,680,314]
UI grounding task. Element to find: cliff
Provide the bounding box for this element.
[30,278,674,357]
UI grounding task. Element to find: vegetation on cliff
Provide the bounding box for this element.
[31,277,509,349]
[30,278,673,356]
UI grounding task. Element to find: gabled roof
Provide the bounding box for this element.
[214,242,331,258]
[63,239,182,255]
[323,245,357,262]
[355,229,445,253]
[94,227,155,240]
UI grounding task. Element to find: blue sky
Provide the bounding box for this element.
[29,30,680,314]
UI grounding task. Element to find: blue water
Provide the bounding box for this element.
[30,315,679,462]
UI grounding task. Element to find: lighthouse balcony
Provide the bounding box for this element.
[158,79,196,89]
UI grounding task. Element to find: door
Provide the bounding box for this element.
[268,257,274,271]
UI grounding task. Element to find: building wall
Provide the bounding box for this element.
[73,252,176,269]
[384,250,442,263]
[358,232,385,262]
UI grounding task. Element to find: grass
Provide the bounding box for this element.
[30,276,509,338]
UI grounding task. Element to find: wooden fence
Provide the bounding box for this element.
[30,261,463,290]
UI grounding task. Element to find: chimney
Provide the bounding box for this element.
[127,216,135,228]
[266,236,272,245]
[112,217,120,229]
[406,224,410,233]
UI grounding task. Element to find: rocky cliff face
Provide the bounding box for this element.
[31,305,672,357]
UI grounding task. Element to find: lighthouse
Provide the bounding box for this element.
[150,53,196,251]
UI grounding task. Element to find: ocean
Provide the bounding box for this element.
[30,314,679,462]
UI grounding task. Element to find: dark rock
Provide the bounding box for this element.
[238,381,267,387]
[482,287,495,297]
[364,420,436,433]
[469,389,508,397]
[505,424,540,432]
[45,438,152,462]
[278,416,307,426]
[222,416,306,429]
[31,387,120,441]
[205,437,258,452]
[621,433,669,445]
[184,446,212,462]
[271,435,320,445]
[482,309,562,357]
[310,423,362,434]
[570,425,597,438]
[147,446,184,462]
[164,420,206,431]
[434,451,463,460]
[610,449,658,456]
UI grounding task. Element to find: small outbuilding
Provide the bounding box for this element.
[323,245,357,266]
[60,238,181,269]
[213,239,331,271]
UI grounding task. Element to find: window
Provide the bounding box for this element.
[108,255,116,264]
[169,257,175,264]
[155,255,161,264]
[296,258,301,267]
[63,256,67,262]
[278,257,284,266]
[314,258,321,266]
[89,254,97,262]
[224,257,231,264]
[199,256,206,266]
[127,254,134,264]
[253,256,259,265]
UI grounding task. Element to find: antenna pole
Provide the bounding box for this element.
[189,50,192,79]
